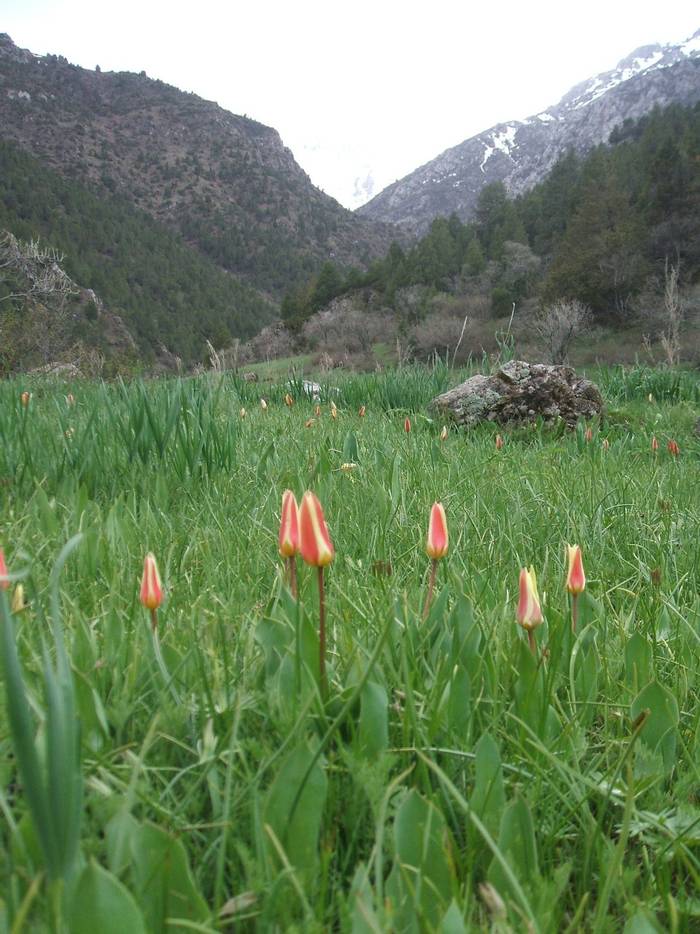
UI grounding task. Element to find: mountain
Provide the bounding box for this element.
[0,33,396,300]
[358,31,700,234]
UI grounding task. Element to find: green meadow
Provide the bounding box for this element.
[1,363,699,932]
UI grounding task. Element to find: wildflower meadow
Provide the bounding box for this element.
[0,363,699,932]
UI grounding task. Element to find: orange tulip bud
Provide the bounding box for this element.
[517,567,542,630]
[330,402,337,420]
[651,436,658,452]
[426,502,449,560]
[0,548,9,591]
[584,427,593,443]
[565,544,586,596]
[284,393,294,407]
[139,553,163,611]
[20,391,31,407]
[279,490,300,558]
[602,438,610,451]
[260,398,268,411]
[667,439,680,457]
[66,393,75,405]
[404,417,411,433]
[240,407,246,418]
[495,434,504,450]
[440,425,448,442]
[358,405,366,417]
[299,492,334,567]
[315,404,322,417]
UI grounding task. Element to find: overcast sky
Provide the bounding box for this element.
[3,1,698,208]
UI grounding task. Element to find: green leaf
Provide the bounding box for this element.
[68,860,146,934]
[358,680,389,759]
[469,733,505,840]
[631,680,679,753]
[105,809,140,876]
[440,900,468,933]
[625,633,652,692]
[263,738,328,875]
[130,823,209,933]
[343,430,359,464]
[488,796,539,898]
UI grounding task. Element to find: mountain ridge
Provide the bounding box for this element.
[357,30,700,233]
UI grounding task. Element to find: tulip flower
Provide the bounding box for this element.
[299,491,334,694]
[516,567,543,653]
[11,584,26,615]
[495,434,504,450]
[0,548,9,591]
[651,436,658,453]
[440,425,448,442]
[260,398,268,411]
[565,544,585,632]
[140,552,163,630]
[284,393,294,407]
[66,393,75,405]
[667,439,680,457]
[330,401,337,420]
[404,417,411,433]
[240,407,246,418]
[602,438,610,451]
[305,418,315,428]
[358,405,366,417]
[315,404,322,417]
[584,427,593,443]
[279,490,300,596]
[423,502,448,619]
[20,391,31,407]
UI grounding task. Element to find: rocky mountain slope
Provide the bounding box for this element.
[358,31,700,234]
[0,33,396,297]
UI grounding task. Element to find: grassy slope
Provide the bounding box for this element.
[0,365,699,930]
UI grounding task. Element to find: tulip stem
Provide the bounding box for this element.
[571,593,579,634]
[318,566,327,698]
[422,559,438,621]
[150,608,158,632]
[527,628,536,655]
[288,557,298,599]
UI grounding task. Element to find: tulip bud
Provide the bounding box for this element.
[0,548,9,591]
[11,584,26,614]
[426,502,448,561]
[651,436,658,452]
[602,438,610,451]
[260,398,268,411]
[139,553,163,611]
[667,439,680,457]
[315,404,322,417]
[240,407,246,418]
[495,434,504,450]
[66,393,75,405]
[330,402,337,420]
[404,417,411,433]
[284,393,294,407]
[584,427,593,443]
[440,425,448,442]
[299,492,334,567]
[278,490,300,558]
[305,418,315,428]
[517,567,543,631]
[20,391,31,407]
[358,405,366,417]
[565,545,586,596]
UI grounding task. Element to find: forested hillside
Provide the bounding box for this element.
[282,103,699,332]
[0,142,275,364]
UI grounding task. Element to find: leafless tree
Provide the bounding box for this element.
[533,299,591,365]
[659,260,684,367]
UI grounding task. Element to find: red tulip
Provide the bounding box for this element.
[278,490,300,558]
[565,545,586,596]
[651,436,659,453]
[358,405,366,417]
[517,567,543,652]
[20,391,31,407]
[495,434,504,450]
[584,427,593,443]
[299,492,334,568]
[140,553,163,618]
[284,393,294,407]
[426,503,449,561]
[0,549,9,591]
[404,417,411,433]
[667,439,680,457]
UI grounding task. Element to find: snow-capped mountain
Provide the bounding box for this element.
[357,30,700,233]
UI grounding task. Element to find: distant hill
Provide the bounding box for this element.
[358,30,700,234]
[0,32,396,300]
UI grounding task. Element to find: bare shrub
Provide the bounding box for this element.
[301,305,396,357]
[240,323,296,363]
[532,299,591,365]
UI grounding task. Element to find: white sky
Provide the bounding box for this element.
[3,1,698,208]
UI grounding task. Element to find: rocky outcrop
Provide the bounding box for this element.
[359,31,700,234]
[430,360,603,428]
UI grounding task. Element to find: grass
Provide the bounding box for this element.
[0,364,699,931]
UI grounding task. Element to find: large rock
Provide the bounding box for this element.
[430,360,603,428]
